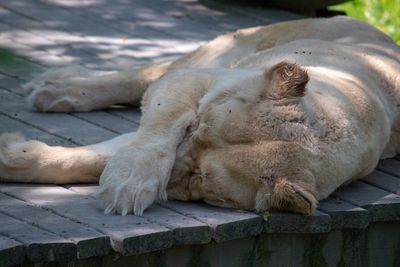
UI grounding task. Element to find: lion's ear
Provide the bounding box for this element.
[264,62,309,100]
[269,176,317,215]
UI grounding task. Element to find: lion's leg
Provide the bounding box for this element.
[96,70,213,215]
[0,132,135,184]
[25,61,172,112]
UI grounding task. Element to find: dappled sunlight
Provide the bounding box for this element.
[307,66,367,89]
[0,0,308,77]
[0,8,8,15]
[0,0,285,72]
[0,0,225,70]
[0,27,202,68]
[43,0,104,8]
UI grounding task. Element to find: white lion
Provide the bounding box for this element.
[1,16,399,216]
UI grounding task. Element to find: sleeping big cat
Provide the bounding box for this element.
[1,16,399,216]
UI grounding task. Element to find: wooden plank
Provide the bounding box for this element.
[0,89,117,145]
[0,184,173,256]
[0,50,45,80]
[72,112,138,134]
[62,184,98,197]
[0,23,137,70]
[0,5,165,69]
[0,59,137,138]
[0,192,110,259]
[69,0,219,36]
[65,184,212,245]
[156,0,268,32]
[0,23,67,68]
[0,24,47,79]
[0,212,76,262]
[0,4,110,47]
[29,0,217,43]
[0,73,24,95]
[362,170,400,194]
[318,197,370,229]
[0,2,167,59]
[144,205,212,245]
[263,210,331,233]
[160,201,263,242]
[120,0,258,35]
[107,107,142,125]
[82,58,149,72]
[0,0,201,72]
[377,159,400,179]
[0,235,25,267]
[0,16,100,66]
[0,113,74,147]
[334,181,400,222]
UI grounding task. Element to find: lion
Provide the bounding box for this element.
[0,16,399,216]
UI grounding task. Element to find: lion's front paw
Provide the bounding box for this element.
[23,66,93,112]
[0,133,44,182]
[97,146,174,216]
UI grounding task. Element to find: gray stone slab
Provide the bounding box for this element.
[263,210,331,233]
[362,170,400,194]
[160,201,263,242]
[0,212,76,262]
[0,184,173,255]
[334,181,400,222]
[0,192,110,259]
[0,89,117,145]
[65,184,212,245]
[0,235,25,267]
[377,159,400,179]
[318,197,370,229]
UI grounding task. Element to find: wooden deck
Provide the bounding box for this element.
[0,1,399,266]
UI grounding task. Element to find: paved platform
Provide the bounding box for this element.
[0,1,399,266]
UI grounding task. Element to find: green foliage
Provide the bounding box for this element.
[0,48,19,65]
[330,0,400,44]
[263,211,270,221]
[0,48,39,77]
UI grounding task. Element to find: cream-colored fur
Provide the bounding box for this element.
[1,16,399,216]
